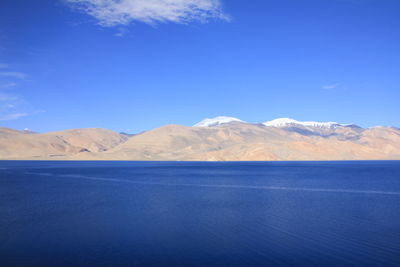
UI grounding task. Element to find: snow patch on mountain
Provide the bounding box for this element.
[194,116,244,127]
[263,118,343,129]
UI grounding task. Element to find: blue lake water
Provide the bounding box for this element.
[1,161,400,266]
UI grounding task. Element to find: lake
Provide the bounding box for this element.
[1,161,400,266]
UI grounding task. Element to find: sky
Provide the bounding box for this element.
[0,0,399,133]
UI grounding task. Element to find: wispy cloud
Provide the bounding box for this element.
[0,92,19,102]
[0,112,28,121]
[115,27,128,37]
[0,82,18,89]
[322,83,340,89]
[0,71,27,79]
[0,91,24,120]
[0,50,36,121]
[65,0,229,27]
[0,86,40,121]
[0,90,44,121]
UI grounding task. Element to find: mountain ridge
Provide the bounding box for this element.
[1,117,399,161]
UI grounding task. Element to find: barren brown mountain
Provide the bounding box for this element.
[0,127,127,160]
[1,118,399,161]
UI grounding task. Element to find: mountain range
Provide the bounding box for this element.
[1,117,399,161]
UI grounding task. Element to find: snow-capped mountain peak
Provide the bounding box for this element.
[263,118,342,129]
[194,116,244,127]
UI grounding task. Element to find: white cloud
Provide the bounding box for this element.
[322,83,340,89]
[66,0,229,27]
[0,71,27,79]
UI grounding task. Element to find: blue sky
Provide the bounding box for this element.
[0,0,399,133]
